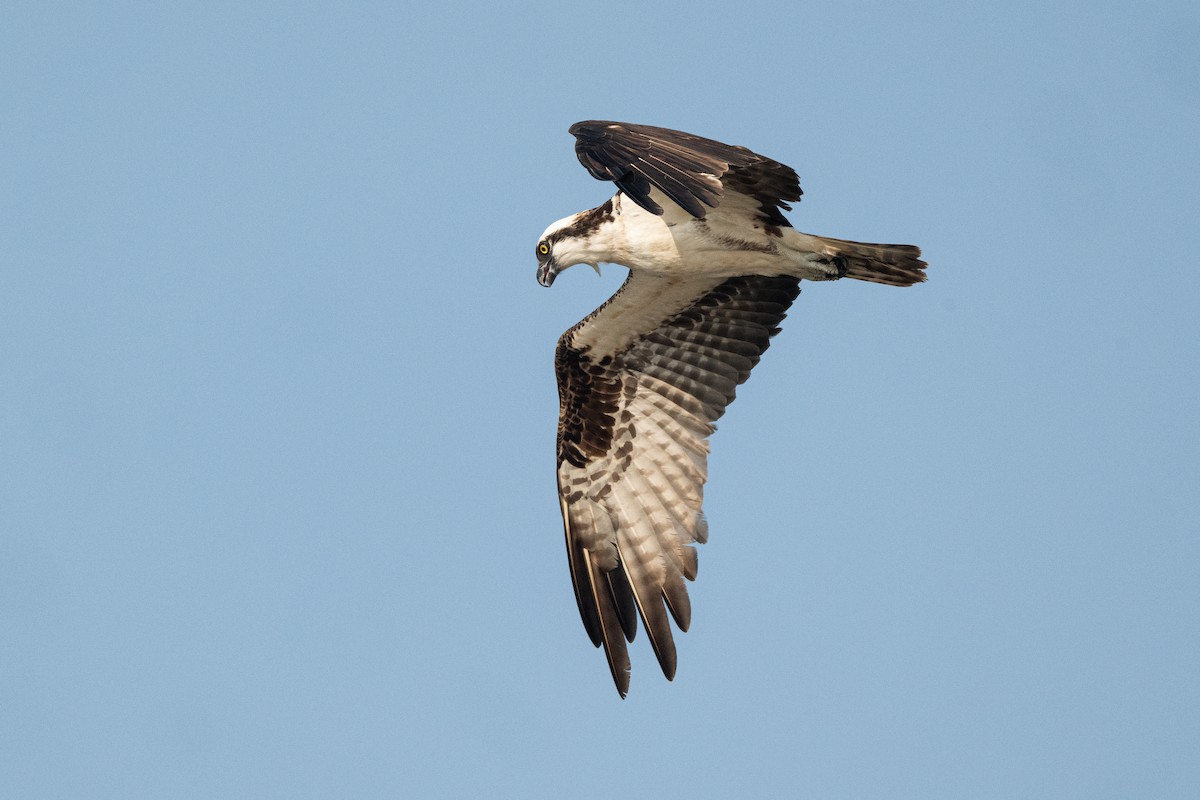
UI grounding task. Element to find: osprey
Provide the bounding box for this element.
[537,121,926,696]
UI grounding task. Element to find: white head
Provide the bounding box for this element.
[535,199,617,287]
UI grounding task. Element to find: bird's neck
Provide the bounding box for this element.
[576,216,629,266]
[563,195,680,272]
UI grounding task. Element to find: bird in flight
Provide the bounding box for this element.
[537,121,926,696]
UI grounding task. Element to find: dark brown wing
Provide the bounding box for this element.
[554,271,801,696]
[569,120,802,228]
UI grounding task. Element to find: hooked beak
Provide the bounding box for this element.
[537,258,557,288]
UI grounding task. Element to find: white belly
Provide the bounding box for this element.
[615,190,833,280]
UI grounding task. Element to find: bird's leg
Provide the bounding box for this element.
[797,253,847,281]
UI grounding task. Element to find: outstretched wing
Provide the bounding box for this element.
[555,270,801,696]
[570,120,802,229]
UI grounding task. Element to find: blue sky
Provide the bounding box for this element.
[3,1,1198,797]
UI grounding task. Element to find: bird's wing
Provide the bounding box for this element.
[555,270,801,696]
[569,120,802,229]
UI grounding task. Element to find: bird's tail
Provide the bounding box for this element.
[805,234,928,287]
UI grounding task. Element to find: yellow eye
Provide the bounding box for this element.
[538,242,550,255]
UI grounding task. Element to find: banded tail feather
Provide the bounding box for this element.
[818,236,927,287]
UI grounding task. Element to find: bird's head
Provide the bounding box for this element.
[535,203,616,287]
